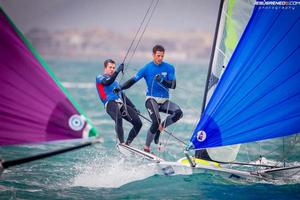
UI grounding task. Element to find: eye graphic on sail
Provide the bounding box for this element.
[196,130,207,142]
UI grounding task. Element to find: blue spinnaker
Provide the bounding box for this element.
[190,2,300,149]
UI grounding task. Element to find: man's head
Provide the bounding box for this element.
[104,59,116,76]
[152,45,165,65]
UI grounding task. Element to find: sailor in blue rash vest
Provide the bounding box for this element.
[116,45,183,152]
[96,59,142,145]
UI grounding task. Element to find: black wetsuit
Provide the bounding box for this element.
[96,71,142,144]
[145,98,182,145]
[106,96,142,144]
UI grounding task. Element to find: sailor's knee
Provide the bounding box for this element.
[134,119,142,131]
[150,120,160,133]
[174,109,183,121]
[115,116,122,124]
[152,121,160,129]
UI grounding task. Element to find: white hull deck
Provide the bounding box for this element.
[117,144,299,181]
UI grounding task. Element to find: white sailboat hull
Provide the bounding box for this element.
[155,158,265,180]
[117,144,265,180]
[117,144,300,182]
[117,143,164,163]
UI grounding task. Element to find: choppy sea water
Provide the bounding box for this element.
[0,59,299,199]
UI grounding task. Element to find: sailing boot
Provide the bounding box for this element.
[125,140,131,146]
[144,146,151,153]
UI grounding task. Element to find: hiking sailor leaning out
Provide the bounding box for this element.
[96,59,142,145]
[116,45,183,152]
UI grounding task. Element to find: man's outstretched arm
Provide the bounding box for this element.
[120,77,137,90]
[101,72,118,85]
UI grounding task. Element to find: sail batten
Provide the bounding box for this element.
[190,1,300,149]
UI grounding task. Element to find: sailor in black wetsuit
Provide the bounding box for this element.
[96,59,142,145]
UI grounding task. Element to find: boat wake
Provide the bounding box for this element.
[72,151,156,188]
[246,157,300,184]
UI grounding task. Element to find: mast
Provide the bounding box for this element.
[195,0,225,159]
[200,0,225,114]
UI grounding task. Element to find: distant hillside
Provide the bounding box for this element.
[25,28,213,62]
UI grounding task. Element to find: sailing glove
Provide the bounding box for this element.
[113,87,122,93]
[116,63,124,73]
[155,74,163,83]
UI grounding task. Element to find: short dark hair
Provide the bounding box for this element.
[152,45,165,54]
[104,59,115,68]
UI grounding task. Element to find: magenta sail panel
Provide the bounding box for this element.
[0,9,89,145]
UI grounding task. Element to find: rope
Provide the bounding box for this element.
[243,134,300,169]
[121,0,160,67]
[136,111,186,145]
[119,0,160,125]
[125,0,160,68]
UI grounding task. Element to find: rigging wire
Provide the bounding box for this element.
[115,0,189,153]
[121,0,155,65]
[137,111,186,145]
[115,0,159,149]
[121,0,160,69]
[244,134,300,169]
[125,0,160,68]
[283,136,286,167]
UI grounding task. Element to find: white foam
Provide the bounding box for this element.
[249,157,300,184]
[72,152,157,188]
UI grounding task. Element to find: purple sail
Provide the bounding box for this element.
[0,8,97,145]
